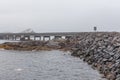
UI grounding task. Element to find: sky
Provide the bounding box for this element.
[0,0,120,32]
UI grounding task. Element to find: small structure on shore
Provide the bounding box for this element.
[94,26,97,32]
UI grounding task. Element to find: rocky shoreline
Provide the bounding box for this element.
[1,32,120,80]
[0,39,76,51]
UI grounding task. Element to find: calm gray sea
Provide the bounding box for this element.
[0,40,106,80]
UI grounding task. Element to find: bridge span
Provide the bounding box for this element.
[0,32,82,41]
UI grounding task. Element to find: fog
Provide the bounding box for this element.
[0,0,120,32]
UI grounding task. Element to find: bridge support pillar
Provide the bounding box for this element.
[15,36,21,40]
[6,35,9,40]
[54,36,62,40]
[24,36,30,41]
[34,36,41,41]
[12,35,16,40]
[65,36,72,39]
[43,36,50,41]
[8,36,12,40]
[14,37,16,40]
[12,36,14,40]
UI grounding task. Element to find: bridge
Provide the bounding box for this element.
[0,32,82,41]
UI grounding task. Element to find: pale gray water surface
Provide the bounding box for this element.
[0,40,19,44]
[0,50,106,80]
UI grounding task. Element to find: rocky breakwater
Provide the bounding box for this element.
[71,32,120,80]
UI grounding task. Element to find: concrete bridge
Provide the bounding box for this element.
[0,32,81,41]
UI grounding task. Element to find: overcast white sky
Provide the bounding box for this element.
[0,0,120,32]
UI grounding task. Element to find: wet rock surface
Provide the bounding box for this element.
[0,39,74,51]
